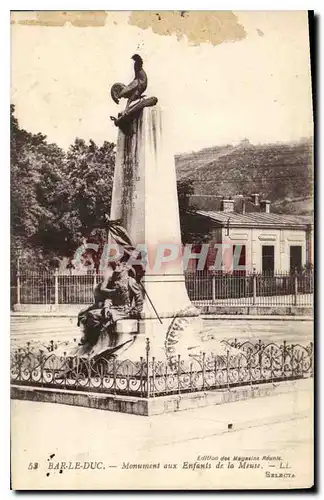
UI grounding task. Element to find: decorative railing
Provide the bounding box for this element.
[10,339,313,398]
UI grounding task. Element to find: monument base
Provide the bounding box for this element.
[11,378,309,416]
[117,314,204,361]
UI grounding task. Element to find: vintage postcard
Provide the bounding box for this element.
[10,10,314,490]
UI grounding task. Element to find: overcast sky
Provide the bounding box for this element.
[11,11,313,154]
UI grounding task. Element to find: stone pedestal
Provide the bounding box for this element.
[110,105,202,360]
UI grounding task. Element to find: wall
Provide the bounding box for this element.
[209,226,308,273]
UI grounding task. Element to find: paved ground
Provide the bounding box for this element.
[203,317,313,345]
[11,315,80,348]
[11,315,313,349]
[11,379,313,490]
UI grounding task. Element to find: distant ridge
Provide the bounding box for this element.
[175,139,313,214]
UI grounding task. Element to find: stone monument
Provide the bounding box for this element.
[55,54,205,363]
[108,55,204,361]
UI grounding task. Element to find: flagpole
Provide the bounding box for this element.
[138,281,163,325]
[106,224,163,324]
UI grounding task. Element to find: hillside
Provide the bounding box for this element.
[175,139,313,214]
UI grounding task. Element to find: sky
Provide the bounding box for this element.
[11,11,313,154]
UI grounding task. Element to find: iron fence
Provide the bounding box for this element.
[185,271,314,307]
[11,270,314,308]
[14,270,97,306]
[10,338,313,398]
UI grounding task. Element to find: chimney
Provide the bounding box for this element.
[221,197,235,213]
[260,200,271,213]
[251,193,260,206]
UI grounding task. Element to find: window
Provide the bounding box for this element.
[290,246,302,272]
[262,245,274,275]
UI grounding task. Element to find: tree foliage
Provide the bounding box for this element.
[11,106,115,270]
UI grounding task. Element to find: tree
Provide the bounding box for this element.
[11,105,116,270]
[11,105,66,268]
[62,138,116,267]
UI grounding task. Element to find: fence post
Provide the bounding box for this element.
[146,337,150,398]
[202,352,206,391]
[294,267,298,306]
[212,274,216,303]
[252,268,257,305]
[54,268,59,305]
[93,269,97,288]
[16,258,21,305]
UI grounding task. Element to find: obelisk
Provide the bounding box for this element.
[109,62,203,359]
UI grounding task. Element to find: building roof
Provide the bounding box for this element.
[197,210,313,229]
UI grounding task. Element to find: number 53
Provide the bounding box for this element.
[28,462,39,470]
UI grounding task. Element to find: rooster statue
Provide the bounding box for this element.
[110,54,157,134]
[111,54,147,111]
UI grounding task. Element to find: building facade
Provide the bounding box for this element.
[193,198,313,274]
